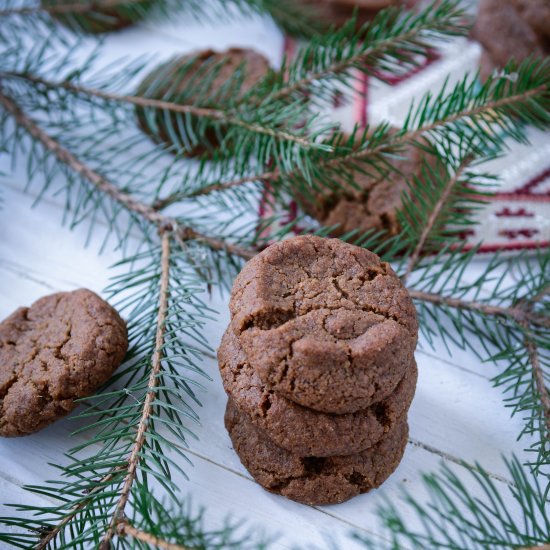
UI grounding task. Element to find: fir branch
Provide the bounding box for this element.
[354,456,550,549]
[35,467,125,550]
[193,58,550,197]
[0,88,255,260]
[523,327,550,445]
[117,519,192,550]
[100,230,171,549]
[263,0,467,104]
[402,155,474,281]
[0,72,321,150]
[408,291,550,330]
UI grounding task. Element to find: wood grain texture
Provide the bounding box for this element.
[0,12,538,547]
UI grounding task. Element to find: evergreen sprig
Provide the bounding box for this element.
[0,0,549,548]
[354,456,550,550]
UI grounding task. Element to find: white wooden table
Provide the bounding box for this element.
[0,10,537,548]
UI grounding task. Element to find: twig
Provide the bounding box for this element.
[409,290,550,329]
[35,467,126,550]
[523,329,550,439]
[403,156,473,282]
[1,72,318,149]
[100,230,171,549]
[192,85,547,197]
[0,89,255,260]
[117,519,193,550]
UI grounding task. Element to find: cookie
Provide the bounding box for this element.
[472,0,549,79]
[218,324,417,456]
[0,289,128,437]
[43,0,152,33]
[298,0,411,28]
[136,48,270,156]
[225,399,408,505]
[510,0,550,43]
[298,136,439,238]
[230,235,418,414]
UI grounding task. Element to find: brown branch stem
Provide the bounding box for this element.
[117,519,193,550]
[1,72,317,149]
[522,324,550,439]
[0,89,254,260]
[409,290,550,329]
[403,156,473,282]
[100,230,171,549]
[36,467,125,550]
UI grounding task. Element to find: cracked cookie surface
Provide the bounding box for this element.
[0,289,128,437]
[219,324,417,456]
[225,399,408,505]
[230,236,418,414]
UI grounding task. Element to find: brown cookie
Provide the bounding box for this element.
[0,289,128,437]
[298,0,412,28]
[218,324,417,456]
[298,136,439,238]
[43,0,152,33]
[225,399,408,506]
[510,0,550,43]
[230,236,418,414]
[472,0,549,79]
[136,48,270,156]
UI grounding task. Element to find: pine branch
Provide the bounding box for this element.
[100,230,171,548]
[193,58,550,197]
[0,88,255,260]
[523,326,550,443]
[408,291,550,330]
[1,72,321,151]
[265,0,467,103]
[354,456,550,549]
[35,467,125,550]
[402,155,474,281]
[118,519,192,550]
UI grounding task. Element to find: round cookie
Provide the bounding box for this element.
[472,0,549,79]
[136,48,270,157]
[0,289,128,437]
[218,324,417,456]
[298,136,439,238]
[230,235,418,414]
[510,0,550,43]
[298,0,413,28]
[43,0,152,33]
[225,399,408,506]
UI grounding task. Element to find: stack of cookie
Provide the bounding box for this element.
[219,235,418,505]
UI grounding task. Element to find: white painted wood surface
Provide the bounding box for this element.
[0,10,540,549]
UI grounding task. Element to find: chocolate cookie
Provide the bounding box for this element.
[43,0,152,33]
[298,0,411,28]
[219,324,417,456]
[136,48,270,156]
[0,289,128,437]
[298,136,439,238]
[225,399,408,505]
[472,0,549,80]
[230,236,418,414]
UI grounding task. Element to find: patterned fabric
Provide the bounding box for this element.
[260,31,550,254]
